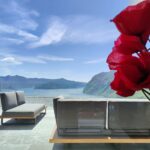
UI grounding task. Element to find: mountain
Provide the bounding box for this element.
[0,75,86,90]
[35,78,86,89]
[83,71,116,97]
[83,71,145,98]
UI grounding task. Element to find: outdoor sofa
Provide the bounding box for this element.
[0,91,46,125]
[50,97,150,143]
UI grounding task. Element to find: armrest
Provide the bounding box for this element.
[53,96,64,126]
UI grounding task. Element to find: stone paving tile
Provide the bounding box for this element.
[0,144,31,150]
[29,143,53,150]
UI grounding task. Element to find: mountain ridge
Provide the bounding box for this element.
[0,75,86,90]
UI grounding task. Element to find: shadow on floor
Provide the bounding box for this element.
[0,113,45,130]
[52,143,150,150]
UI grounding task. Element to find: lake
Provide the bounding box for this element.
[0,88,101,106]
[0,88,99,98]
[0,88,147,107]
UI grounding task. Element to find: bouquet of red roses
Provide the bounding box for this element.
[107,1,150,99]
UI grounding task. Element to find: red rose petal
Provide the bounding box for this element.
[114,34,145,54]
[111,71,135,97]
[112,0,150,44]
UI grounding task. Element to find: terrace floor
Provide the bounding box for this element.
[0,97,150,150]
[0,107,150,150]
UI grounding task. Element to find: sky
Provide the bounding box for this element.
[0,0,139,81]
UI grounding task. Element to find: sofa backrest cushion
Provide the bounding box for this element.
[0,92,18,111]
[108,101,150,130]
[16,91,26,105]
[55,100,107,130]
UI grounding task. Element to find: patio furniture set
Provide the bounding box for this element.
[1,92,150,144]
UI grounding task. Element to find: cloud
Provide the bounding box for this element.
[29,16,119,48]
[29,21,67,48]
[0,53,74,65]
[129,0,144,4]
[17,30,38,41]
[16,56,46,64]
[0,0,39,47]
[0,0,39,30]
[15,19,38,31]
[65,29,118,44]
[0,11,118,48]
[63,16,119,44]
[0,54,46,65]
[0,37,24,45]
[0,56,22,65]
[38,55,74,62]
[84,58,106,64]
[0,23,38,42]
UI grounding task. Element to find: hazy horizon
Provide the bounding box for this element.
[0,70,114,82]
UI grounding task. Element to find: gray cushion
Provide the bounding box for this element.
[56,100,107,129]
[0,92,18,111]
[108,101,150,129]
[2,103,45,118]
[16,91,26,105]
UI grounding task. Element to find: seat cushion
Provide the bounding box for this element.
[2,103,45,118]
[16,91,26,105]
[0,92,18,111]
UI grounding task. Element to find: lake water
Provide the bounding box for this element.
[1,88,99,98]
[0,88,101,106]
[0,88,147,107]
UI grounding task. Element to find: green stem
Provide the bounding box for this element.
[142,89,150,101]
[142,89,150,95]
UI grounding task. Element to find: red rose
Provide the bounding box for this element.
[112,0,150,44]
[107,1,150,98]
[139,51,150,73]
[111,53,150,96]
[107,47,134,70]
[114,34,145,54]
[111,71,135,97]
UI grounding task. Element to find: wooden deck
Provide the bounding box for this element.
[49,128,150,144]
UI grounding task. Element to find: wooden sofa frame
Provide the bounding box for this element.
[49,127,150,144]
[0,106,46,125]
